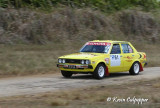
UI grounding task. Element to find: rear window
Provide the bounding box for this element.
[121,44,133,53]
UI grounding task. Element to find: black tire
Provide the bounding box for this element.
[93,64,106,79]
[129,62,140,75]
[61,71,73,78]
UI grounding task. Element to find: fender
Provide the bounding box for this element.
[130,60,143,72]
[128,59,139,70]
[133,59,144,72]
[94,59,106,68]
[95,61,110,76]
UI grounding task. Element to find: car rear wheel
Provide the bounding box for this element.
[61,71,73,78]
[129,62,140,75]
[93,64,105,79]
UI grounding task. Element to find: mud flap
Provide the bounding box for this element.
[140,63,144,72]
[106,66,110,76]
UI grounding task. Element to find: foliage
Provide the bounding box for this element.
[0,0,159,12]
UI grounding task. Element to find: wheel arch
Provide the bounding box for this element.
[130,60,143,72]
[96,62,110,76]
[97,62,106,66]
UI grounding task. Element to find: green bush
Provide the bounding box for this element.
[0,0,159,12]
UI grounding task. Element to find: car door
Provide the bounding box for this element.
[109,44,124,72]
[121,43,134,71]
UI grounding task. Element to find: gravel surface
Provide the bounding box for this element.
[0,67,160,97]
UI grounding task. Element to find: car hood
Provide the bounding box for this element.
[59,52,104,59]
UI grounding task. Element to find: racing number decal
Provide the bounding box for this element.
[110,55,121,66]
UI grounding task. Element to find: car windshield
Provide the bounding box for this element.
[80,42,111,53]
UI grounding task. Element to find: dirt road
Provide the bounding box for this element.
[0,67,160,97]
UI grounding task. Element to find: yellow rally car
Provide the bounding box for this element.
[57,40,147,79]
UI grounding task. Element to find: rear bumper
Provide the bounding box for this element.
[144,62,147,66]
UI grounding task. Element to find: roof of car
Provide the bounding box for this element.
[90,40,129,44]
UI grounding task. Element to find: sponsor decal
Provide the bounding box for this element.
[110,55,121,66]
[124,56,133,59]
[124,56,133,62]
[105,58,109,64]
[126,60,132,62]
[86,42,111,46]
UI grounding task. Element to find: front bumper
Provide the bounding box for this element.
[57,64,93,69]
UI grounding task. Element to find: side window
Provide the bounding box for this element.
[110,44,121,54]
[121,44,133,53]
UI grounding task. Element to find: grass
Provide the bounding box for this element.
[0,43,78,77]
[50,99,69,106]
[0,42,159,77]
[0,7,159,77]
[1,0,159,12]
[0,8,159,77]
[0,78,160,108]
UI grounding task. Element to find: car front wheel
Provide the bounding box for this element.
[93,64,105,79]
[129,62,140,75]
[61,71,73,78]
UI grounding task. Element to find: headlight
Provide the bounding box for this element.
[81,60,90,64]
[81,60,85,64]
[58,59,62,63]
[62,59,65,63]
[85,60,90,64]
[58,59,66,63]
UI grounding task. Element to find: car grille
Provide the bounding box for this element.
[65,59,81,64]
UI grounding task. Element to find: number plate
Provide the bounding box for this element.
[68,65,76,69]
